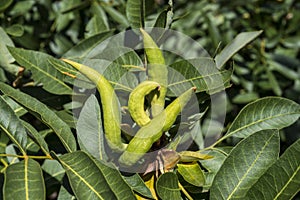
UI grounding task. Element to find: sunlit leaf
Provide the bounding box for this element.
[4,158,45,200]
[177,163,205,187]
[5,24,24,37]
[215,30,263,69]
[246,138,300,200]
[123,174,154,199]
[224,97,300,140]
[53,151,135,200]
[168,58,232,96]
[156,172,181,200]
[7,47,73,95]
[210,130,280,199]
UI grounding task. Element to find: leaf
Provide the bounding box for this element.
[224,97,300,140]
[0,83,77,153]
[102,5,129,27]
[56,110,77,129]
[177,163,205,187]
[7,47,73,95]
[42,159,65,195]
[0,133,10,153]
[5,24,24,37]
[0,95,27,155]
[215,30,263,69]
[168,58,232,96]
[52,151,135,200]
[93,159,136,200]
[63,30,114,59]
[153,9,168,28]
[232,92,259,104]
[178,151,213,162]
[144,175,159,200]
[3,158,45,200]
[246,138,300,200]
[199,149,227,189]
[57,186,76,200]
[77,95,107,161]
[210,130,280,199]
[2,95,27,117]
[0,27,19,75]
[126,0,144,29]
[22,120,49,155]
[156,172,181,200]
[123,174,154,199]
[0,0,13,12]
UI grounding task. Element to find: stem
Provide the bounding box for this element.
[0,158,8,167]
[179,182,193,200]
[210,147,228,156]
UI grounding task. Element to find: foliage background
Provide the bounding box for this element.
[0,0,299,199]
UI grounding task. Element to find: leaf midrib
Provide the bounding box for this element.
[274,164,300,199]
[61,160,104,200]
[225,112,300,139]
[226,133,276,199]
[14,50,71,91]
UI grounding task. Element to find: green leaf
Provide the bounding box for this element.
[53,151,114,199]
[210,130,280,199]
[0,0,13,12]
[246,138,300,200]
[2,95,27,117]
[0,95,27,155]
[57,186,76,200]
[102,5,129,27]
[64,30,114,59]
[232,92,259,104]
[77,95,107,161]
[5,24,24,37]
[123,174,154,199]
[93,159,136,200]
[42,159,65,196]
[267,69,282,96]
[178,151,213,162]
[0,133,10,153]
[4,158,45,200]
[126,0,144,28]
[0,83,77,153]
[215,30,263,69]
[156,172,181,200]
[199,149,227,189]
[56,110,77,129]
[224,97,300,140]
[177,163,205,187]
[53,151,135,200]
[168,58,232,96]
[7,47,73,95]
[153,9,168,28]
[22,120,49,155]
[81,48,141,91]
[0,27,19,75]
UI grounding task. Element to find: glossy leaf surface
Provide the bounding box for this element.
[210,130,280,199]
